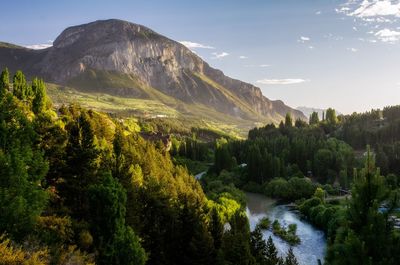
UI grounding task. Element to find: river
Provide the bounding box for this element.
[246,192,326,265]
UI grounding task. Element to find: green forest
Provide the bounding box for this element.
[0,68,399,265]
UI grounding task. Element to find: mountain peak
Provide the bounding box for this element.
[0,19,305,125]
[53,19,160,49]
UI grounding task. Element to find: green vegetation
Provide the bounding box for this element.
[1,68,297,265]
[2,67,400,264]
[257,217,271,230]
[255,217,300,246]
[250,227,299,265]
[182,106,400,264]
[46,82,254,138]
[271,221,300,246]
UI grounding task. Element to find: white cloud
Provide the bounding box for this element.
[309,45,315,49]
[211,52,229,59]
[179,41,215,49]
[256,78,308,85]
[347,47,359,52]
[239,55,248,59]
[25,40,53,50]
[316,11,322,15]
[337,1,400,22]
[298,36,311,43]
[348,0,400,18]
[337,1,400,43]
[375,28,400,42]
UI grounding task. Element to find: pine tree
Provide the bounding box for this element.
[327,146,396,265]
[284,247,299,265]
[266,236,282,265]
[210,208,224,250]
[250,227,268,264]
[0,94,48,240]
[89,172,147,265]
[61,111,100,218]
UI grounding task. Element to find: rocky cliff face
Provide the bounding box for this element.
[0,19,305,121]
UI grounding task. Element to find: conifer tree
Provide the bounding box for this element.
[89,172,147,265]
[210,208,224,250]
[327,146,398,264]
[266,236,283,265]
[284,247,299,265]
[0,68,10,96]
[12,70,28,100]
[250,226,268,264]
[61,110,99,218]
[0,94,48,240]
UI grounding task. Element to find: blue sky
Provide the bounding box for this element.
[1,0,400,114]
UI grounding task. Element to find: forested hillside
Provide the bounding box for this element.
[1,67,399,265]
[0,68,305,265]
[196,108,400,265]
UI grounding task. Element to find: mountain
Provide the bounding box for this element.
[0,19,305,130]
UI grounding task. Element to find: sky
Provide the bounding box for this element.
[1,0,400,114]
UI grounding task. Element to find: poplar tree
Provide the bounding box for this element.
[31,78,48,114]
[12,71,28,100]
[0,68,10,95]
[285,113,293,127]
[309,111,319,125]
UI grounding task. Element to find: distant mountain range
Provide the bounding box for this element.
[0,19,305,130]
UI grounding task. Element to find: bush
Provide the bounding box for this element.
[265,177,315,201]
[271,220,300,245]
[242,181,263,193]
[79,230,93,250]
[35,216,73,245]
[257,217,271,230]
[0,234,49,265]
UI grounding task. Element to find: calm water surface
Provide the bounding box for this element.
[246,192,326,265]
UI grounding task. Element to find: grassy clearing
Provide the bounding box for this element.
[46,84,253,138]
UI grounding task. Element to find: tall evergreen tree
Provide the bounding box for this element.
[284,247,299,265]
[0,68,10,96]
[309,111,319,125]
[266,236,283,265]
[31,78,48,114]
[250,226,268,264]
[61,110,99,218]
[210,208,224,250]
[12,71,29,100]
[89,172,147,265]
[327,146,398,265]
[0,94,48,240]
